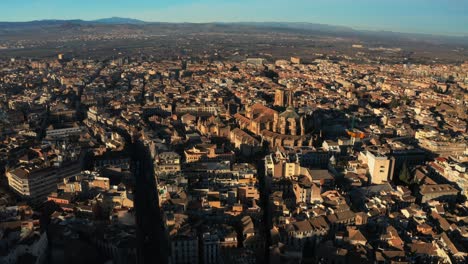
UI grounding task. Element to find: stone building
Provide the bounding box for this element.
[233,91,314,148]
[197,115,231,138]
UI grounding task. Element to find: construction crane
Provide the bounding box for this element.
[346,114,365,140]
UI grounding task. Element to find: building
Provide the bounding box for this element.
[282,216,329,250]
[296,147,331,168]
[388,142,427,180]
[274,89,286,107]
[291,57,301,64]
[229,128,262,156]
[184,143,235,163]
[46,125,84,139]
[197,115,230,138]
[202,232,221,264]
[246,58,265,67]
[418,138,467,156]
[57,174,110,193]
[170,225,199,264]
[293,176,323,204]
[87,106,103,122]
[419,184,459,203]
[265,151,301,178]
[7,161,81,202]
[238,186,260,202]
[234,100,313,148]
[92,225,137,264]
[156,151,181,175]
[0,229,48,264]
[361,150,395,184]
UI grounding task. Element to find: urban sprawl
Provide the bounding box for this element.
[0,53,467,264]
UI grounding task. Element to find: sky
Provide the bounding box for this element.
[1,0,467,36]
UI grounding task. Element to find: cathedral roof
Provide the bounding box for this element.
[279,106,300,120]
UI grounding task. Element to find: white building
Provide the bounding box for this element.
[156,151,181,175]
[360,150,395,184]
[7,162,82,202]
[46,126,84,139]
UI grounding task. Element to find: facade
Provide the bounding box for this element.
[170,228,199,264]
[418,138,467,156]
[283,216,329,250]
[291,57,302,64]
[264,150,312,179]
[428,158,468,197]
[202,233,220,264]
[246,58,265,66]
[46,126,84,139]
[197,115,230,138]
[274,89,286,107]
[156,151,181,175]
[7,161,81,202]
[176,105,224,115]
[229,128,262,156]
[234,100,313,148]
[92,226,137,264]
[362,150,395,184]
[184,143,235,163]
[419,184,459,203]
[238,186,260,202]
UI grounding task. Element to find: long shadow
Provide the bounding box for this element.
[128,137,168,264]
[257,158,272,264]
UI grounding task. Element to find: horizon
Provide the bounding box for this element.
[3,17,468,39]
[1,0,467,36]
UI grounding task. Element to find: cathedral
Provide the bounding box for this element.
[234,89,314,148]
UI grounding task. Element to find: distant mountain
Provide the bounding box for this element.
[0,17,146,28]
[0,18,466,45]
[228,22,355,33]
[92,17,146,24]
[0,19,83,29]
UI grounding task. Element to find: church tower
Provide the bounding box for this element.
[274,89,286,107]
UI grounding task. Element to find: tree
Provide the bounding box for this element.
[399,162,411,185]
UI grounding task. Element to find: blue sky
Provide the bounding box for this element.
[1,0,467,35]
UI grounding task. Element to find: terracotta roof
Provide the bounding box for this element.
[292,220,313,232]
[348,228,367,243]
[420,184,458,195]
[409,242,437,256]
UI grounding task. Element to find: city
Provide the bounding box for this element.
[0,1,467,264]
